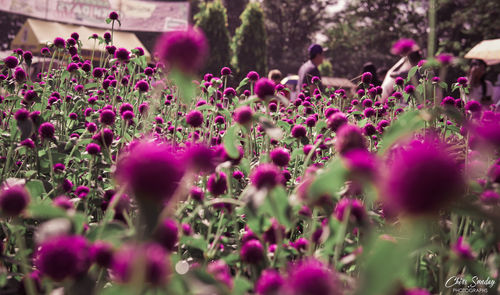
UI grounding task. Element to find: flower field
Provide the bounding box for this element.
[1,14,500,295]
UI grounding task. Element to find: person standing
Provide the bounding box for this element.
[297,44,325,94]
[466,59,493,105]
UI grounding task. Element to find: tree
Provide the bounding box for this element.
[222,0,248,35]
[232,2,267,80]
[195,0,231,75]
[319,59,333,77]
[262,0,335,76]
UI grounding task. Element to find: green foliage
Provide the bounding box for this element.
[319,59,333,77]
[222,0,248,35]
[195,0,232,75]
[232,2,267,80]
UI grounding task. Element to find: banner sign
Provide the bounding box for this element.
[0,0,189,32]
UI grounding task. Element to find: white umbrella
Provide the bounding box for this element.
[464,38,500,65]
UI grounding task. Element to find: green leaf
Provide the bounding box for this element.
[438,81,448,90]
[407,65,418,81]
[236,77,250,92]
[378,110,425,154]
[28,202,66,219]
[232,277,253,295]
[260,186,291,227]
[223,125,241,159]
[309,158,346,201]
[180,236,208,251]
[25,180,46,198]
[169,69,196,104]
[86,222,127,245]
[85,82,98,90]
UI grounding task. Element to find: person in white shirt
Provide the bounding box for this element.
[466,59,494,105]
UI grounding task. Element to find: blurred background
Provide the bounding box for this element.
[1,0,499,83]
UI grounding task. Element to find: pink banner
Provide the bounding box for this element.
[0,0,189,32]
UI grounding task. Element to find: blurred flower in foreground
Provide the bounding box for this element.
[284,259,342,295]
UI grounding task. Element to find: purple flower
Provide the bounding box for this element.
[452,237,475,259]
[234,106,254,125]
[207,260,233,289]
[361,72,372,84]
[53,37,66,48]
[223,87,236,97]
[100,109,116,125]
[155,218,178,251]
[240,239,265,264]
[114,48,130,62]
[480,190,499,204]
[186,110,204,127]
[53,163,65,172]
[334,198,366,223]
[20,138,35,149]
[90,241,114,268]
[291,124,307,138]
[255,78,276,100]
[207,172,227,196]
[190,186,204,201]
[465,100,481,112]
[441,96,456,107]
[270,148,290,167]
[14,109,30,121]
[35,235,90,281]
[4,56,18,69]
[67,62,78,72]
[155,26,208,73]
[38,122,55,140]
[0,185,30,216]
[251,163,283,189]
[327,112,348,132]
[221,66,231,76]
[183,144,217,174]
[122,110,134,121]
[135,80,149,93]
[436,53,454,65]
[116,141,185,203]
[53,195,73,210]
[86,143,101,155]
[256,270,284,295]
[14,67,26,83]
[391,38,418,55]
[382,140,464,215]
[247,71,260,81]
[109,11,119,20]
[457,76,468,86]
[363,107,375,118]
[404,85,415,94]
[285,259,341,295]
[335,124,366,155]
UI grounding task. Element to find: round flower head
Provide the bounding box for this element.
[465,100,481,113]
[234,106,254,125]
[0,185,30,216]
[285,259,341,295]
[100,109,116,125]
[86,143,101,155]
[14,109,30,121]
[116,141,185,203]
[334,198,366,224]
[342,149,378,181]
[221,66,231,76]
[90,241,114,268]
[240,239,265,264]
[35,235,90,281]
[207,260,233,289]
[135,80,149,93]
[155,218,178,251]
[255,78,276,100]
[14,67,26,83]
[457,76,468,86]
[251,163,283,190]
[53,37,66,48]
[183,143,217,174]
[38,122,55,140]
[186,110,203,128]
[391,38,418,55]
[109,11,119,20]
[53,195,73,210]
[223,87,236,98]
[452,236,475,260]
[335,124,366,155]
[270,147,290,167]
[291,124,307,138]
[361,72,372,84]
[155,26,208,74]
[207,172,227,196]
[4,55,18,69]
[256,269,284,295]
[327,112,348,132]
[436,53,454,66]
[382,140,464,215]
[247,71,260,81]
[114,48,130,62]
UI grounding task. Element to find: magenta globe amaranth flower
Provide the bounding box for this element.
[100,109,116,125]
[251,163,283,189]
[256,269,284,295]
[291,124,307,138]
[86,143,101,155]
[38,122,55,140]
[452,236,475,259]
[155,218,178,251]
[207,172,228,196]
[4,55,18,69]
[247,71,260,81]
[135,80,149,93]
[35,235,90,281]
[53,37,66,48]
[116,141,185,203]
[183,144,217,173]
[285,259,341,295]
[114,48,130,62]
[335,124,366,155]
[382,141,464,215]
[391,38,418,55]
[465,100,481,113]
[334,198,366,224]
[270,147,290,167]
[109,11,119,20]
[255,78,276,100]
[240,239,265,264]
[457,76,468,86]
[90,241,114,268]
[186,110,203,128]
[327,112,348,132]
[221,66,231,76]
[0,185,30,216]
[155,26,208,73]
[234,106,254,125]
